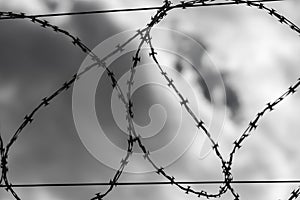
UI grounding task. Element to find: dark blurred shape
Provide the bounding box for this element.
[175,59,183,73]
[172,30,240,119]
[44,0,59,11]
[222,72,240,118]
[196,75,211,102]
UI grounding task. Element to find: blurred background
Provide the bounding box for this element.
[0,0,300,199]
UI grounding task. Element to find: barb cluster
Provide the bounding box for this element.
[0,1,300,200]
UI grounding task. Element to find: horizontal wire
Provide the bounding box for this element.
[1,180,300,188]
[0,0,284,19]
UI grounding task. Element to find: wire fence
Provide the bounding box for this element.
[0,0,299,200]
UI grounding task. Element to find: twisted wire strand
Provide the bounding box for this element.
[0,0,299,200]
[123,0,300,199]
[124,0,233,198]
[222,1,300,199]
[0,11,149,200]
[0,0,283,19]
[223,0,300,172]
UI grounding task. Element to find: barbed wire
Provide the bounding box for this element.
[0,0,299,200]
[1,179,300,188]
[0,10,150,200]
[125,0,300,199]
[122,5,228,200]
[0,0,283,19]
[124,0,300,199]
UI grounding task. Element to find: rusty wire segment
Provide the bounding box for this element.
[0,0,300,200]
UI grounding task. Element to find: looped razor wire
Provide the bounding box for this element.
[0,0,300,200]
[124,2,231,199]
[0,10,150,200]
[123,0,300,199]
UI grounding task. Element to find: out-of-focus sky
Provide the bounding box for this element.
[0,0,300,200]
